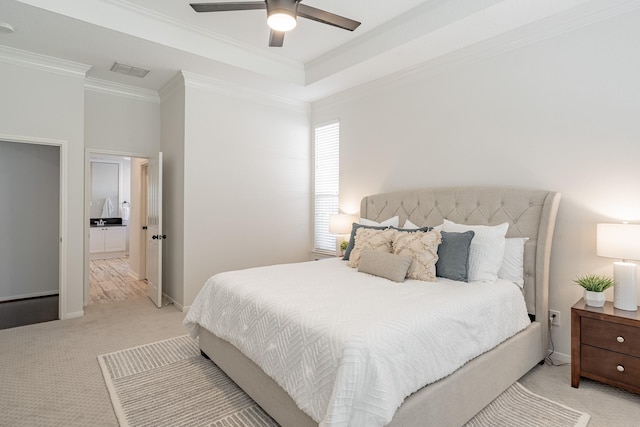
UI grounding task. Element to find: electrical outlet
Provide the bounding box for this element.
[549,310,561,326]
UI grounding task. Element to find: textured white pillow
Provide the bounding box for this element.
[347,228,396,268]
[441,219,508,282]
[498,237,529,288]
[403,219,420,229]
[359,216,399,228]
[392,229,441,282]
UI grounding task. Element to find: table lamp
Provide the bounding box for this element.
[329,214,356,256]
[597,223,640,311]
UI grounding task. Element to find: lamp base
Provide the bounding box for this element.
[613,262,638,311]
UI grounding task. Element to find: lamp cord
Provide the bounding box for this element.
[545,317,568,366]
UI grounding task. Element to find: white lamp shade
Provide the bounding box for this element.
[597,223,640,261]
[329,214,356,235]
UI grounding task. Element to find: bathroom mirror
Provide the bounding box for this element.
[91,162,120,218]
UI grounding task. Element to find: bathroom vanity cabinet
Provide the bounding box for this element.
[90,226,126,257]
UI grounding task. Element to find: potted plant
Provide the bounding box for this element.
[340,240,349,257]
[574,274,615,307]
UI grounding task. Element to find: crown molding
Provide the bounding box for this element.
[182,71,310,114]
[84,77,160,103]
[312,0,640,109]
[158,72,185,102]
[0,45,90,78]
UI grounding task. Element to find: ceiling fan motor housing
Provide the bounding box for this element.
[266,0,299,23]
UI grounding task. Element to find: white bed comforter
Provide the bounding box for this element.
[183,258,530,427]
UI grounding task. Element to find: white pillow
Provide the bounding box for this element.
[441,219,508,282]
[403,219,420,229]
[359,216,399,228]
[498,237,529,288]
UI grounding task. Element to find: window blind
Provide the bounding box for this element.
[314,121,339,253]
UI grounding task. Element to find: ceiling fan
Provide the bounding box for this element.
[190,0,361,47]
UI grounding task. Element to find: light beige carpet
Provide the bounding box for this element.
[99,336,590,427]
[3,296,638,427]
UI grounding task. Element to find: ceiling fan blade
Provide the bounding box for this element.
[190,2,266,13]
[269,29,285,47]
[297,4,361,31]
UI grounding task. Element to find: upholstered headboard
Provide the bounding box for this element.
[360,187,561,350]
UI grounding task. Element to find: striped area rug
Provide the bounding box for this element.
[464,382,590,427]
[98,335,278,427]
[99,336,590,427]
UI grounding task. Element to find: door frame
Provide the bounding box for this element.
[83,149,150,306]
[0,133,66,319]
[140,160,149,281]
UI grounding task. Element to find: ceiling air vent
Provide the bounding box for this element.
[110,62,150,78]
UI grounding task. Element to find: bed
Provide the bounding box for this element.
[184,186,561,427]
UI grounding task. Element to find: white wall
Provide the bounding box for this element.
[160,79,186,306]
[0,59,161,316]
[0,141,59,300]
[165,74,312,307]
[85,90,160,154]
[0,61,86,318]
[312,11,640,360]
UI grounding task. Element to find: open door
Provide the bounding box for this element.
[146,152,163,308]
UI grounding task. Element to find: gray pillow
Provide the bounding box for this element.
[436,231,475,282]
[358,251,413,283]
[342,223,388,260]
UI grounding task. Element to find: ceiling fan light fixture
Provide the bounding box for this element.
[267,11,297,32]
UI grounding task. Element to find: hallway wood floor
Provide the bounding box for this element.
[90,257,147,304]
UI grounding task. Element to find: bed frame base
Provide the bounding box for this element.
[200,322,543,427]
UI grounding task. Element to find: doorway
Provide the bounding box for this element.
[84,151,149,306]
[0,138,62,329]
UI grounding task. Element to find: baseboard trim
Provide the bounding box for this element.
[162,293,189,312]
[128,271,142,280]
[547,350,571,365]
[63,310,84,320]
[0,290,58,302]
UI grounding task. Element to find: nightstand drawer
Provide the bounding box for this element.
[582,317,640,357]
[582,344,640,388]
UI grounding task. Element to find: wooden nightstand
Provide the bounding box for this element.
[571,299,640,394]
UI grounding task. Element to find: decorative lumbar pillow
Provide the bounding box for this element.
[436,231,475,282]
[441,219,508,282]
[347,228,396,268]
[392,229,441,282]
[358,250,413,282]
[498,237,529,288]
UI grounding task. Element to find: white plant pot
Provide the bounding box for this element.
[584,290,606,307]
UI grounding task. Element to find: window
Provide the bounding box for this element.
[313,121,340,253]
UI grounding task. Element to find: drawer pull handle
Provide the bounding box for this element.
[617,365,625,373]
[617,336,625,343]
